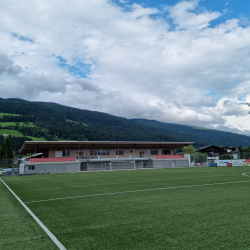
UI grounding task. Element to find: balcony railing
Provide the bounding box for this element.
[77,155,148,160]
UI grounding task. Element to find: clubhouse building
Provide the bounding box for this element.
[19,141,194,174]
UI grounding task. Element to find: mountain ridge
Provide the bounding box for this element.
[0,98,249,151]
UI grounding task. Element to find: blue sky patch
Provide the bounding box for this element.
[56,56,91,78]
[238,95,246,101]
[111,0,250,29]
[206,90,218,96]
[12,33,34,43]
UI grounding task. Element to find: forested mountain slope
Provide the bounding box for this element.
[132,119,250,148]
[0,98,249,152]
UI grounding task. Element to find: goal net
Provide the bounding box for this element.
[87,162,110,171]
[110,161,136,170]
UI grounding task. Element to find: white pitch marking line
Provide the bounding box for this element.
[24,180,250,204]
[0,178,66,250]
[242,172,250,177]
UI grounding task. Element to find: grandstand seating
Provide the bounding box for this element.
[30,157,75,163]
[152,155,185,159]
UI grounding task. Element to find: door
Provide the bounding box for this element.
[80,162,87,171]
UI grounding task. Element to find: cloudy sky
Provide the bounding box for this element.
[1,0,250,134]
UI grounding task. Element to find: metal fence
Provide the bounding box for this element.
[0,159,13,177]
[0,158,19,177]
[213,152,250,160]
[153,160,189,168]
[0,168,20,177]
[1,157,191,176]
[86,159,189,171]
[239,152,250,160]
[87,161,136,171]
[189,154,207,166]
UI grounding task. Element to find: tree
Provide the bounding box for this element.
[0,139,5,158]
[182,145,196,154]
[246,145,250,152]
[182,145,207,162]
[0,137,14,159]
[5,137,14,159]
[220,154,232,160]
[197,152,207,162]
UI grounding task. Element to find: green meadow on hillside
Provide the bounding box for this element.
[0,113,21,117]
[0,129,46,141]
[27,136,47,141]
[0,129,24,137]
[0,122,36,127]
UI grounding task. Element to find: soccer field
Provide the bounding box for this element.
[1,167,250,249]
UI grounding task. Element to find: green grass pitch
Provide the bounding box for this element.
[1,167,250,249]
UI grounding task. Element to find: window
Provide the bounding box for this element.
[90,151,97,156]
[77,152,83,158]
[90,150,110,156]
[162,150,170,155]
[150,150,158,155]
[55,151,63,157]
[27,166,35,170]
[63,150,70,157]
[130,149,134,153]
[99,150,110,155]
[116,150,124,155]
[139,151,144,158]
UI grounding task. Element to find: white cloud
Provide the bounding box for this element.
[168,0,221,29]
[0,0,250,135]
[0,53,22,76]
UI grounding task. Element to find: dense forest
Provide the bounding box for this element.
[133,119,250,149]
[0,98,250,152]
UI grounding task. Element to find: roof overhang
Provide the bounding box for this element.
[19,141,194,154]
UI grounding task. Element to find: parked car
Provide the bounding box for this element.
[3,168,12,172]
[0,168,12,175]
[13,168,19,173]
